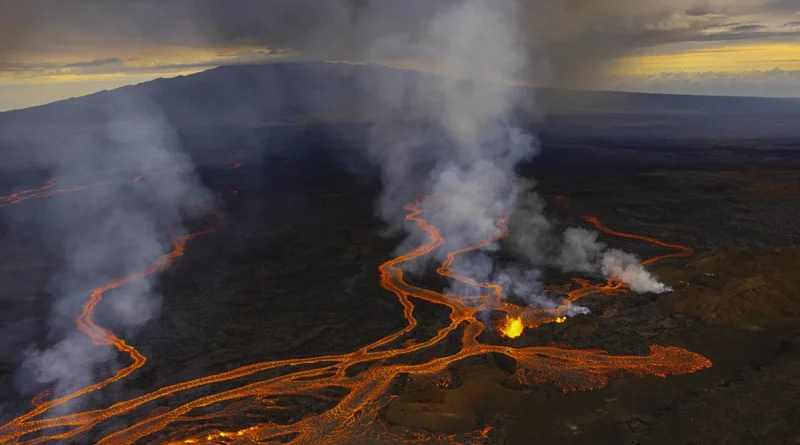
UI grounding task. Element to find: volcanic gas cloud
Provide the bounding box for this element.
[0,0,711,443]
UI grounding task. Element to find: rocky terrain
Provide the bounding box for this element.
[379,144,800,445]
[0,63,798,444]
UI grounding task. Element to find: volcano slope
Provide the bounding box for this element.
[0,68,799,443]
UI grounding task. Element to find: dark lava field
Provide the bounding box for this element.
[0,62,798,444]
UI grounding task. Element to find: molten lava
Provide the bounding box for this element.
[582,215,694,265]
[0,174,712,445]
[499,316,524,338]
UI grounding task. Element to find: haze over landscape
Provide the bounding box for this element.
[0,1,799,445]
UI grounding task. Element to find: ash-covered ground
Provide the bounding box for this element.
[0,64,799,444]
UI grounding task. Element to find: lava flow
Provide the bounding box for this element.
[0,185,711,444]
[582,215,694,265]
[0,161,242,211]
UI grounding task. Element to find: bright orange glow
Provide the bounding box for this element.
[499,316,524,338]
[0,178,711,444]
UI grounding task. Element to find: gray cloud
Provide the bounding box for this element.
[689,29,800,41]
[728,24,767,31]
[609,68,800,97]
[65,57,122,68]
[2,0,799,89]
[11,89,215,403]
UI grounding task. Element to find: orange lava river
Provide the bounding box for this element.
[0,171,712,444]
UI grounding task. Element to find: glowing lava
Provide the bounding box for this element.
[582,215,694,265]
[499,316,524,338]
[0,161,242,211]
[0,182,712,445]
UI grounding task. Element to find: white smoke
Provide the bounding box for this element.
[369,0,535,251]
[493,266,590,316]
[363,0,538,285]
[14,92,213,400]
[558,228,671,294]
[365,0,567,316]
[558,228,605,274]
[364,0,670,315]
[601,249,671,294]
[22,332,115,395]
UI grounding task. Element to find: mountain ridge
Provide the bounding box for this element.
[0,61,799,151]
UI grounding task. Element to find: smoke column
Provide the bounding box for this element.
[11,92,212,408]
[362,0,670,318]
[363,0,542,312]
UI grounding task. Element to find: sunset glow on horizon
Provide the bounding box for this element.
[0,1,798,110]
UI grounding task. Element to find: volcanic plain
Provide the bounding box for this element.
[0,63,798,444]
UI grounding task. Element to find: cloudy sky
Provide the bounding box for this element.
[0,0,798,111]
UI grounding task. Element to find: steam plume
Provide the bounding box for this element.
[364,0,558,312]
[366,0,534,262]
[14,93,212,404]
[363,0,671,316]
[559,228,671,293]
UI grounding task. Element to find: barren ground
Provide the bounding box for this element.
[1,132,799,444]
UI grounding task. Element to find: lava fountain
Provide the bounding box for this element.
[499,316,524,339]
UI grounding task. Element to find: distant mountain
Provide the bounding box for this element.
[0,61,798,161]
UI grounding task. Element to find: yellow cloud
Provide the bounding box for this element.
[0,44,277,85]
[615,43,800,74]
[1,70,206,86]
[0,44,286,110]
